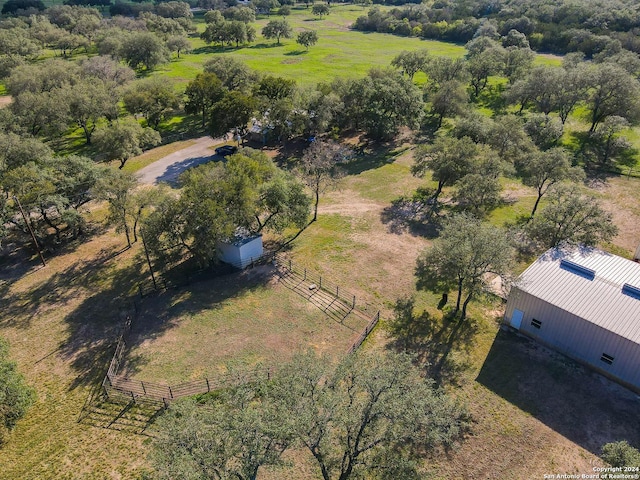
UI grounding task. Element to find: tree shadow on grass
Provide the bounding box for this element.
[62,260,275,390]
[380,189,442,238]
[191,45,231,55]
[158,111,204,138]
[386,298,479,387]
[1,224,276,393]
[118,264,277,379]
[249,42,281,49]
[0,241,135,331]
[477,328,640,455]
[342,140,410,176]
[474,83,508,115]
[0,239,43,286]
[0,222,112,286]
[284,49,307,56]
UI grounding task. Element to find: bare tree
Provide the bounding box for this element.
[298,140,348,223]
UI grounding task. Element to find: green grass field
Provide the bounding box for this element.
[154,5,560,89]
[154,6,466,88]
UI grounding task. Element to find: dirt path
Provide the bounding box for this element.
[0,95,12,108]
[136,135,227,185]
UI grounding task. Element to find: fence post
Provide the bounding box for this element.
[141,381,146,395]
[319,276,322,289]
[130,390,136,404]
[352,295,356,308]
[206,378,210,392]
[169,386,173,399]
[289,259,292,271]
[336,285,339,298]
[304,268,306,281]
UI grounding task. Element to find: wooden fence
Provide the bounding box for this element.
[103,255,381,405]
[104,365,273,406]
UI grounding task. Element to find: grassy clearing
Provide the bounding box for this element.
[2,130,640,478]
[120,266,369,384]
[155,6,501,89]
[152,5,564,92]
[0,229,152,479]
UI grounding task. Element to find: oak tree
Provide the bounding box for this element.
[416,213,513,320]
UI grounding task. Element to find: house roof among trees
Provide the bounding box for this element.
[515,246,640,344]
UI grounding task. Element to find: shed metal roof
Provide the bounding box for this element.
[515,246,640,344]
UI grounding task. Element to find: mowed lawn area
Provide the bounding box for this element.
[120,265,370,385]
[154,5,561,89]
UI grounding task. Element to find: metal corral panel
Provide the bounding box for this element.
[512,246,640,344]
[505,288,640,391]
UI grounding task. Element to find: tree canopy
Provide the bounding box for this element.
[525,184,618,250]
[92,118,161,169]
[0,338,35,445]
[296,30,318,51]
[261,19,292,45]
[152,351,467,480]
[142,149,310,266]
[416,214,514,320]
[184,72,226,128]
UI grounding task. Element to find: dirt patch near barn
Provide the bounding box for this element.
[451,328,640,479]
[0,95,12,108]
[598,176,640,255]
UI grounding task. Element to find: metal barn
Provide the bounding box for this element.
[504,246,640,392]
[217,234,263,269]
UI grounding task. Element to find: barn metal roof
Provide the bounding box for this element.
[515,246,640,344]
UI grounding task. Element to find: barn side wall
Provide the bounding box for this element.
[237,237,263,268]
[504,287,640,392]
[217,242,242,267]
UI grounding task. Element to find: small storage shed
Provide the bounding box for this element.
[504,246,640,392]
[217,234,263,269]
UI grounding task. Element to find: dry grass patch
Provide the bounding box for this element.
[279,147,640,479]
[120,265,371,385]
[0,231,153,479]
[597,176,640,256]
[432,328,640,479]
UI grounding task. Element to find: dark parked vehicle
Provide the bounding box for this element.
[215,145,238,156]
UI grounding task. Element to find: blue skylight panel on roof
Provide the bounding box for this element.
[559,259,596,280]
[622,283,640,300]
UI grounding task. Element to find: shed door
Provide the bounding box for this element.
[510,309,524,330]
